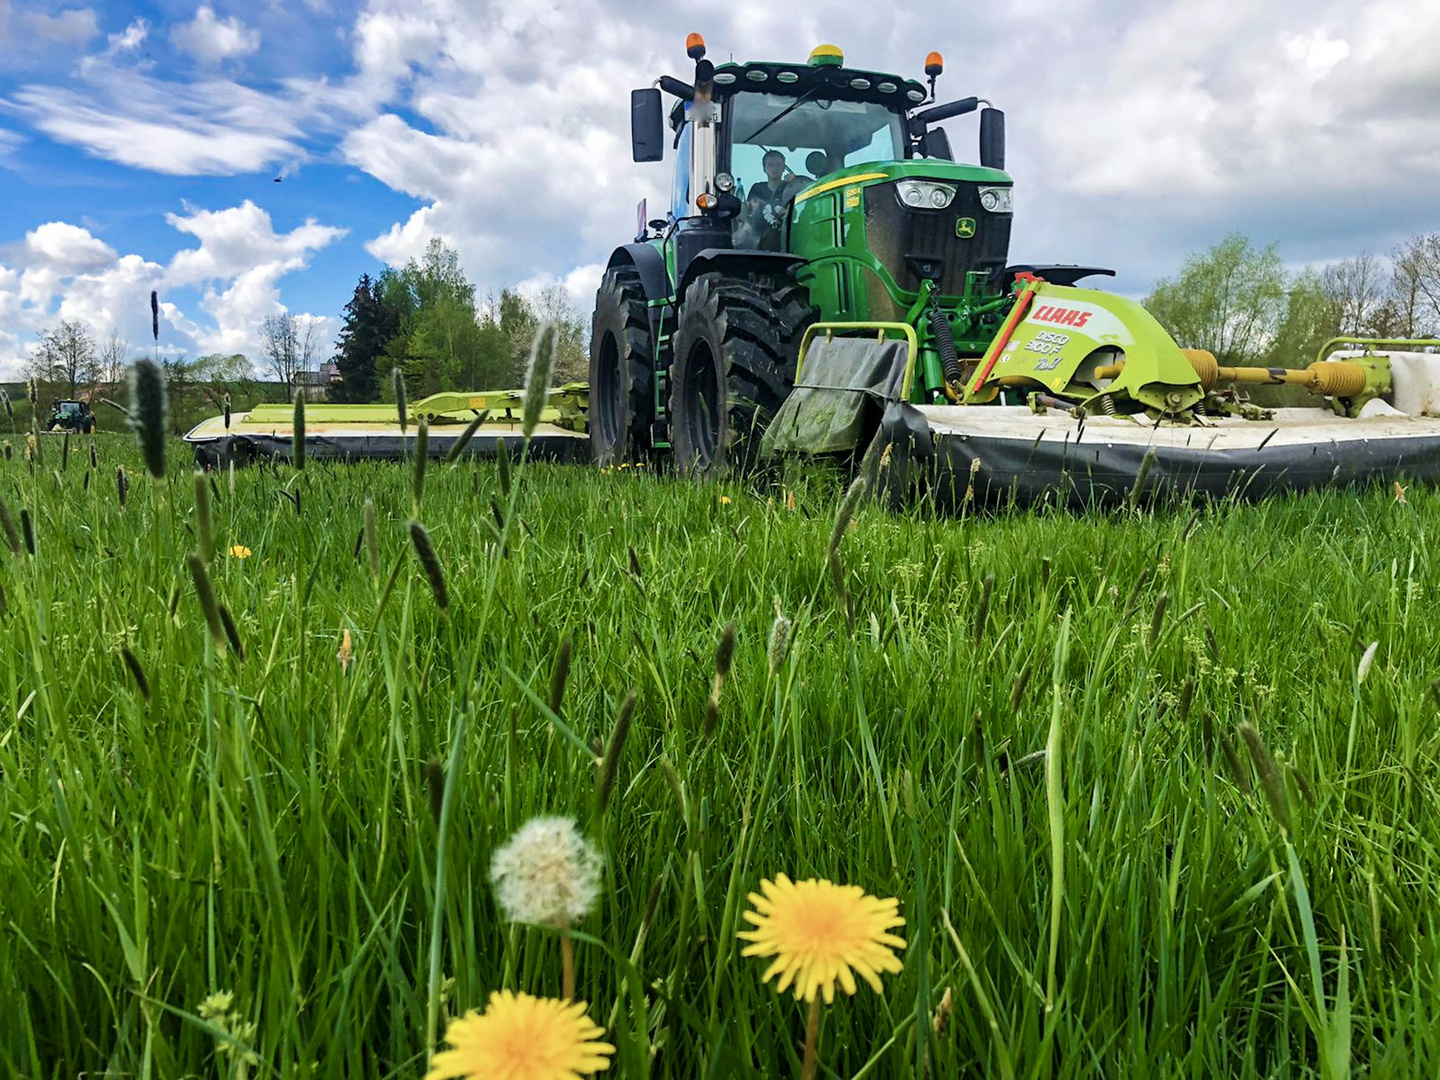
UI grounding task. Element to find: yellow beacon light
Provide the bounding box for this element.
[924,51,944,76]
[686,32,707,59]
[808,43,844,67]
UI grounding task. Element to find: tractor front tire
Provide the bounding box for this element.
[589,267,653,465]
[668,272,813,476]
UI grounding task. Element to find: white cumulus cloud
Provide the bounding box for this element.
[0,202,346,377]
[169,6,261,65]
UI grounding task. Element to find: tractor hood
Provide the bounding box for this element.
[792,159,1011,207]
[789,160,1015,307]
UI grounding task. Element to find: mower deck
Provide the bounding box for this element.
[896,402,1440,507]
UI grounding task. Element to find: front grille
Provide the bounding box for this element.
[863,181,1012,296]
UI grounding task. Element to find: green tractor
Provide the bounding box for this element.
[589,34,1109,472]
[47,399,96,434]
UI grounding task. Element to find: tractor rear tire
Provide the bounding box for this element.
[668,272,814,476]
[589,267,653,465]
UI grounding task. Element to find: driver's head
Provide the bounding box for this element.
[762,150,786,183]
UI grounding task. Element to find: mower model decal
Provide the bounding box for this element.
[955,217,976,238]
[1030,305,1092,328]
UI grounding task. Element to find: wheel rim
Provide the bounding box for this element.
[595,330,623,445]
[684,339,722,469]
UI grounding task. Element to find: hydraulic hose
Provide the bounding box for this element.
[929,304,964,398]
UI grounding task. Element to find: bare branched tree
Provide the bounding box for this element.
[261,313,301,402]
[28,319,99,396]
[1320,253,1387,336]
[97,331,129,385]
[1389,233,1440,339]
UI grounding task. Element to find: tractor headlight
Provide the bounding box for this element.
[715,171,735,193]
[896,180,955,209]
[978,185,1013,213]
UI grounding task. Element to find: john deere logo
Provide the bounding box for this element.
[955,217,977,239]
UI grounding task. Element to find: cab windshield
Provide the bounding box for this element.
[726,94,905,198]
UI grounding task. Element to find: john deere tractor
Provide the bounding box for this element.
[590,34,1108,471]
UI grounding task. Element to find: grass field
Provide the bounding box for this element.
[3,429,1439,1078]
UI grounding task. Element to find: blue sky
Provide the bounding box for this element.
[1,0,1438,378]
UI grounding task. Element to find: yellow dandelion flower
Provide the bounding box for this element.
[229,544,252,559]
[738,874,905,1003]
[720,495,732,505]
[1395,480,1408,504]
[425,990,614,1080]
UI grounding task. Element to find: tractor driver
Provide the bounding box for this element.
[744,150,801,251]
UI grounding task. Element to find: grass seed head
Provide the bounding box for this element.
[596,689,637,816]
[393,368,408,433]
[88,441,97,469]
[223,392,232,431]
[0,388,10,421]
[129,359,168,479]
[408,519,449,613]
[490,816,603,928]
[1357,641,1379,684]
[218,603,245,661]
[1218,728,1252,794]
[336,627,354,674]
[27,378,37,406]
[0,497,20,557]
[292,394,306,471]
[120,646,152,702]
[522,323,558,439]
[412,416,428,511]
[549,634,573,716]
[2,441,9,461]
[973,574,995,645]
[715,620,736,680]
[444,409,489,465]
[425,757,445,826]
[768,597,792,675]
[186,551,225,645]
[61,432,70,472]
[1147,591,1170,650]
[1240,722,1289,833]
[496,436,512,497]
[1009,665,1032,712]
[193,471,213,560]
[19,508,33,556]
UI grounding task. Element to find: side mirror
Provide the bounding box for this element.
[631,88,664,163]
[919,128,953,161]
[979,107,1005,171]
[914,95,978,126]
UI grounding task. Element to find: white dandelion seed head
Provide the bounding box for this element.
[490,816,603,927]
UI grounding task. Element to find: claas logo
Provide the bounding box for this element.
[1030,304,1092,329]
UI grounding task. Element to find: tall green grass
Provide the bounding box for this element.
[3,435,1439,1077]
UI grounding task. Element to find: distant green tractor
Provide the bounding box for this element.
[47,399,96,434]
[590,34,1113,472]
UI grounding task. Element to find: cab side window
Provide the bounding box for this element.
[670,120,692,221]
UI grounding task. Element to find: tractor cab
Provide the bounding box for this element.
[47,399,95,434]
[633,38,1012,311]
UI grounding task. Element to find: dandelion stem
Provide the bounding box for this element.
[561,931,575,1002]
[801,995,822,1080]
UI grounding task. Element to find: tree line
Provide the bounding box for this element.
[17,229,1438,416]
[1142,231,1440,368]
[330,237,588,403]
